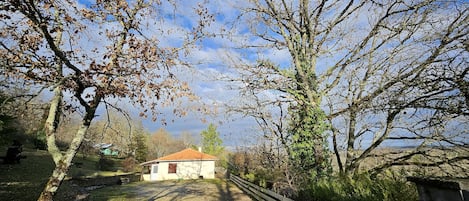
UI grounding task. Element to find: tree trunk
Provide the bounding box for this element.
[38,106,97,201]
[331,126,343,174]
[41,7,66,166]
[344,110,357,175]
[44,86,63,164]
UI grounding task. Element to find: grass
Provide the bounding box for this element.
[0,148,54,201]
[0,147,126,201]
[68,153,125,178]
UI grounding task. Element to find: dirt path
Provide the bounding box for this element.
[90,179,252,201]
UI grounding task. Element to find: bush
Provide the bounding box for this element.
[34,131,46,150]
[97,156,115,171]
[243,173,256,183]
[122,157,137,172]
[296,173,418,201]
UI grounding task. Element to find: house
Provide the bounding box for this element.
[140,148,218,181]
[93,143,119,156]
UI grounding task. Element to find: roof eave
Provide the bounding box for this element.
[156,158,218,162]
[140,158,218,166]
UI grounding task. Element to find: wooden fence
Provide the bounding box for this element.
[230,174,294,201]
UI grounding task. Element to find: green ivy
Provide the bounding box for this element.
[288,103,331,180]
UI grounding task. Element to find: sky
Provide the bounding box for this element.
[3,0,466,149]
[0,0,257,147]
[128,0,299,148]
[76,0,269,148]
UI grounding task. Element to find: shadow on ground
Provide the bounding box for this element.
[90,179,252,201]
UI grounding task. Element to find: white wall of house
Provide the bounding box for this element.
[142,174,151,181]
[145,160,215,181]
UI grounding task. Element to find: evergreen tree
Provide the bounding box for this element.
[132,132,148,163]
[200,123,224,156]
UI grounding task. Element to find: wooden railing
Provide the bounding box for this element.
[230,174,294,201]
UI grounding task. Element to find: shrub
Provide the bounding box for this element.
[122,157,137,172]
[243,173,256,183]
[97,156,115,171]
[296,173,418,201]
[34,131,47,150]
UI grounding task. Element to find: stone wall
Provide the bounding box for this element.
[69,173,140,187]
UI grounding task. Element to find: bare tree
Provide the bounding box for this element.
[224,0,468,180]
[85,109,148,157]
[0,0,211,200]
[147,128,187,159]
[225,65,300,189]
[322,1,469,176]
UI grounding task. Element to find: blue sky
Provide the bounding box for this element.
[68,0,268,147]
[80,0,467,149]
[5,0,465,150]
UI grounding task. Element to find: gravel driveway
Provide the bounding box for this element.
[89,179,252,201]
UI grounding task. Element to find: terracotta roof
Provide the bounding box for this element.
[140,148,217,165]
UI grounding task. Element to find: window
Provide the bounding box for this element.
[152,165,158,174]
[168,163,177,174]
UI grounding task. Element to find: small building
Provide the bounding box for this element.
[140,148,218,181]
[407,177,469,201]
[93,143,119,156]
